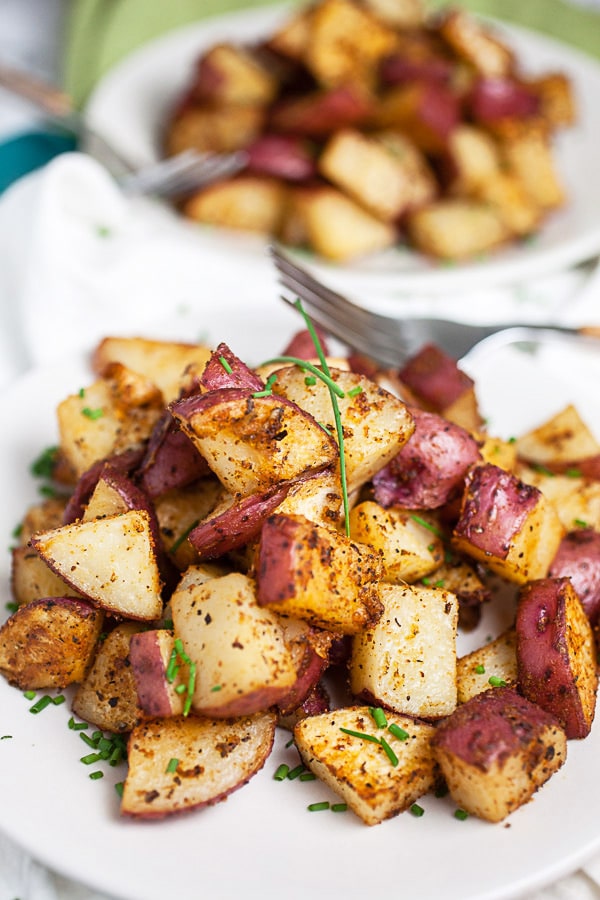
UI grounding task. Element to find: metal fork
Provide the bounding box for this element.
[271,245,600,368]
[0,62,247,198]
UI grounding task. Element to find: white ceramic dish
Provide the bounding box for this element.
[1,309,600,900]
[84,3,600,296]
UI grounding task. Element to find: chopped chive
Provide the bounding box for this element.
[347,385,363,397]
[29,695,53,714]
[166,758,179,774]
[52,694,66,706]
[287,764,306,780]
[81,752,102,765]
[566,468,582,478]
[331,803,348,812]
[369,707,388,728]
[115,782,124,798]
[454,808,469,821]
[5,602,18,613]
[89,771,104,780]
[575,518,590,528]
[219,355,233,373]
[339,727,381,744]
[30,446,58,478]
[388,723,409,741]
[109,746,124,766]
[299,772,317,781]
[410,514,444,538]
[488,676,507,687]
[410,803,425,817]
[183,661,196,717]
[165,647,179,683]
[169,519,200,555]
[379,736,399,767]
[475,664,486,674]
[274,764,290,781]
[81,407,104,420]
[259,355,345,399]
[210,684,222,692]
[175,683,187,694]
[304,375,317,386]
[80,732,99,748]
[308,801,330,812]
[23,690,36,700]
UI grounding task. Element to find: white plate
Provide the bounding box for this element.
[85,4,600,296]
[2,308,600,900]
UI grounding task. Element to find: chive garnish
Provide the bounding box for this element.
[274,764,290,781]
[219,355,233,373]
[475,664,485,674]
[387,723,409,741]
[169,519,200,555]
[300,772,317,782]
[23,690,36,700]
[115,782,124,798]
[5,602,18,613]
[339,727,381,744]
[89,771,104,780]
[29,695,53,714]
[369,707,388,728]
[379,736,399,767]
[304,375,317,386]
[287,764,307,780]
[575,518,590,528]
[347,385,363,397]
[454,808,469,820]
[331,803,348,812]
[81,406,104,420]
[30,446,58,479]
[410,803,425,817]
[81,752,102,765]
[410,514,444,538]
[488,676,507,687]
[252,373,279,398]
[308,801,330,812]
[166,758,179,774]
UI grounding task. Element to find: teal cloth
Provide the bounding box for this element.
[0,130,77,194]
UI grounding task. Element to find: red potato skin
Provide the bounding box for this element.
[550,529,600,626]
[398,343,475,412]
[453,463,540,559]
[379,53,454,87]
[129,630,175,718]
[281,327,330,360]
[516,577,597,739]
[245,134,317,181]
[62,447,145,523]
[372,407,480,509]
[200,342,264,393]
[138,412,211,498]
[269,85,374,136]
[468,77,540,123]
[197,685,296,719]
[188,481,294,558]
[432,685,564,769]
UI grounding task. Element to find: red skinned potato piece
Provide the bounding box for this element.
[398,343,476,413]
[269,84,374,136]
[371,81,460,154]
[62,447,145,523]
[372,407,480,509]
[281,327,330,360]
[549,528,600,626]
[129,629,187,718]
[121,710,277,819]
[170,387,338,497]
[379,52,453,87]
[516,577,598,739]
[199,342,264,392]
[245,134,317,181]
[257,512,384,634]
[469,77,540,124]
[277,619,333,716]
[188,480,295,559]
[431,686,567,823]
[138,407,210,499]
[0,597,103,690]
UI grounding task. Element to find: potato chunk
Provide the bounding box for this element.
[294,706,437,825]
[432,687,567,822]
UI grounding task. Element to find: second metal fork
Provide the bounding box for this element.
[271,246,600,368]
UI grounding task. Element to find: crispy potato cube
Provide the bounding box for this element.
[0,597,103,690]
[362,0,425,28]
[194,43,279,106]
[165,104,264,156]
[437,9,515,78]
[516,404,600,471]
[281,185,397,261]
[517,577,598,739]
[271,365,414,494]
[266,6,313,61]
[18,496,67,544]
[432,686,567,822]
[183,175,288,234]
[407,199,510,260]
[154,480,222,570]
[294,706,437,825]
[121,711,277,818]
[369,82,459,154]
[349,500,444,583]
[72,622,143,732]
[516,465,600,532]
[447,124,500,193]
[257,513,384,634]
[350,583,458,718]
[92,336,212,404]
[129,628,188,718]
[475,171,541,236]
[305,0,397,88]
[452,463,564,583]
[11,546,82,607]
[57,364,163,479]
[527,72,576,129]
[30,510,164,621]
[476,432,518,471]
[501,127,565,209]
[274,468,343,531]
[456,628,517,703]
[171,572,297,717]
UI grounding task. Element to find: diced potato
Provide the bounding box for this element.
[92,336,212,404]
[456,628,517,703]
[30,510,164,621]
[432,686,567,822]
[11,546,82,607]
[18,496,68,544]
[362,0,424,29]
[527,72,576,129]
[517,465,600,532]
[121,711,277,818]
[183,175,288,234]
[165,104,265,156]
[154,480,223,569]
[516,404,600,470]
[475,171,541,236]
[452,463,564,584]
[194,43,279,106]
[294,705,438,825]
[257,513,384,634]
[475,432,518,471]
[72,622,143,732]
[407,198,510,260]
[500,126,565,209]
[350,583,458,719]
[271,365,414,493]
[281,184,397,261]
[437,9,515,78]
[349,500,444,583]
[369,81,459,155]
[171,572,297,716]
[447,124,500,193]
[129,628,188,718]
[0,597,103,690]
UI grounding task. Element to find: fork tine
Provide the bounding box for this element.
[120,149,248,198]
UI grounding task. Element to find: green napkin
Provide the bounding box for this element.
[64,0,600,108]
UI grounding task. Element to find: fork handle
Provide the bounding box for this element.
[0,64,75,120]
